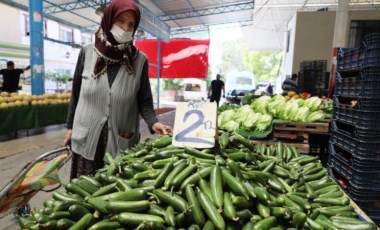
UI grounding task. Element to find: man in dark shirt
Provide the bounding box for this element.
[282,73,298,95]
[0,61,30,93]
[208,73,225,107]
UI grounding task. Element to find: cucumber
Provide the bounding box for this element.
[197,190,225,230]
[180,167,212,191]
[153,189,188,212]
[72,178,99,194]
[332,220,377,230]
[68,204,90,221]
[88,221,121,230]
[57,218,75,230]
[65,183,91,198]
[257,203,270,218]
[253,187,271,204]
[222,169,249,199]
[48,211,70,220]
[306,217,324,230]
[210,165,224,208]
[79,175,102,188]
[92,183,117,197]
[153,135,172,148]
[164,206,176,227]
[117,212,165,225]
[186,185,206,226]
[313,197,350,206]
[314,185,339,195]
[68,213,93,230]
[106,200,150,213]
[287,194,311,210]
[252,216,277,230]
[292,212,307,228]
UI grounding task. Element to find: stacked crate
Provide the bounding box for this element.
[328,33,380,225]
[298,60,330,97]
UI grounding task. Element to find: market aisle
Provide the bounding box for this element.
[0,110,175,228]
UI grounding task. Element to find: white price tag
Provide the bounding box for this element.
[172,102,217,148]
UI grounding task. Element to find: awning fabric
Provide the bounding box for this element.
[135,39,210,79]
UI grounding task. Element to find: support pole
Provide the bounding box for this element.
[333,0,350,48]
[329,0,349,96]
[29,0,45,95]
[156,38,161,109]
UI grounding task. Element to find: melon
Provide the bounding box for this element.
[0,102,8,109]
[0,92,9,97]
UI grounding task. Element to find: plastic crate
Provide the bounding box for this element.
[337,33,380,71]
[335,68,380,98]
[328,155,380,190]
[298,71,329,97]
[331,120,380,142]
[332,96,380,131]
[330,129,380,159]
[300,60,327,71]
[329,166,380,202]
[329,142,380,172]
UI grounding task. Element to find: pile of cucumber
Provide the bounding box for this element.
[19,132,377,230]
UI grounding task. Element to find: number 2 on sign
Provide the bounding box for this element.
[174,109,214,145]
[173,102,217,148]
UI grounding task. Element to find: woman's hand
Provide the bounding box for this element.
[63,129,72,146]
[152,122,172,135]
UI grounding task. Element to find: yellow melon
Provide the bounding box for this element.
[22,101,29,106]
[15,101,23,107]
[0,92,9,97]
[7,102,16,107]
[0,102,8,109]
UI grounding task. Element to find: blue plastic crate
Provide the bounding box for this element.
[300,60,327,71]
[328,156,380,190]
[331,119,380,142]
[335,68,380,98]
[330,129,380,159]
[329,142,380,172]
[329,166,380,202]
[332,96,380,131]
[337,33,380,71]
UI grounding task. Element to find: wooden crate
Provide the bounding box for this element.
[251,140,309,154]
[274,121,330,134]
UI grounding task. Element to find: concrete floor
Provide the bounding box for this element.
[0,111,175,229]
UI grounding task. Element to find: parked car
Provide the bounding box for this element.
[183,78,207,101]
[226,89,252,104]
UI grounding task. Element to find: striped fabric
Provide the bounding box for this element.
[71,43,146,160]
[0,153,69,218]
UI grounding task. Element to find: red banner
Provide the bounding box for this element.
[135,39,210,79]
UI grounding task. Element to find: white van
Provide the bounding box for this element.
[183,78,207,101]
[225,71,256,93]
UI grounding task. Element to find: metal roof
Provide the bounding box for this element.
[0,0,255,39]
[1,0,379,48]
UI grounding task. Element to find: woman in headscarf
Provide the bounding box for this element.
[64,0,172,179]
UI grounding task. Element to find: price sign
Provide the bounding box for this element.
[172,102,217,148]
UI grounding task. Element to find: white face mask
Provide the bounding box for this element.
[110,24,133,44]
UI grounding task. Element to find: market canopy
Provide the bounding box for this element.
[0,0,255,41]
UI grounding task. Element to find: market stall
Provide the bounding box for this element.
[0,93,70,135]
[10,132,378,229]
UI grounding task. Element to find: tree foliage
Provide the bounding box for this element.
[220,39,282,83]
[242,50,282,83]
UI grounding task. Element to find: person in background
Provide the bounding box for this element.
[266,82,273,95]
[65,78,73,93]
[208,73,225,107]
[63,0,172,179]
[0,61,30,93]
[282,73,298,95]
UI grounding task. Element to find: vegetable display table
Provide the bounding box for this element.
[0,105,68,135]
